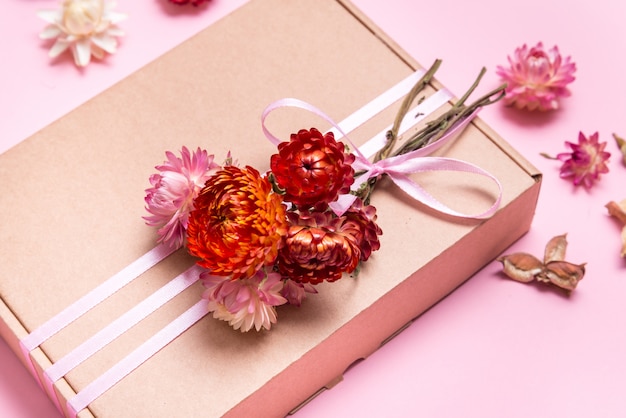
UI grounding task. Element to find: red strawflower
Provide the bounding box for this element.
[277,211,361,284]
[556,132,610,188]
[270,128,355,210]
[186,166,288,279]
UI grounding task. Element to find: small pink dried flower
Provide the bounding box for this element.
[556,132,610,188]
[201,269,287,332]
[144,147,219,248]
[496,42,576,111]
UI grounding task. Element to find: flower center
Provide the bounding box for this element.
[62,0,104,36]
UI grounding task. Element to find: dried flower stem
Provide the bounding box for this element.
[361,60,506,203]
[393,67,505,157]
[374,60,442,162]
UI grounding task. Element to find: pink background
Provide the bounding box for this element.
[2,0,625,417]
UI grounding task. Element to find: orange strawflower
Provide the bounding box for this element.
[187,166,288,279]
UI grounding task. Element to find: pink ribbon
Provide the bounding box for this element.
[18,243,176,401]
[67,300,209,417]
[43,265,204,409]
[261,96,502,219]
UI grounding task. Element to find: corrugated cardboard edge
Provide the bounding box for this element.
[0,1,542,417]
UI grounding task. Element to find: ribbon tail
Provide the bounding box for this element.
[387,164,502,219]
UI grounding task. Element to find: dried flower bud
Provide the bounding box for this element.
[539,261,586,291]
[497,252,543,283]
[543,233,567,263]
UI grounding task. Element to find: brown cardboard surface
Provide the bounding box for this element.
[0,0,541,417]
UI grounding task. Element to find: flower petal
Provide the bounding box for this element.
[73,39,92,67]
[91,44,105,60]
[497,252,543,283]
[48,39,70,58]
[105,11,128,24]
[37,10,61,24]
[40,25,62,40]
[105,27,125,37]
[91,34,117,54]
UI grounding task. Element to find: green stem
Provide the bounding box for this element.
[373,59,442,163]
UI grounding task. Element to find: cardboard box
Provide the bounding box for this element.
[0,0,541,417]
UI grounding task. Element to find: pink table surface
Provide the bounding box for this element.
[2,1,625,417]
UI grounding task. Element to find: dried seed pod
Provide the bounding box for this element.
[541,261,586,291]
[497,252,543,283]
[613,133,626,166]
[543,233,568,264]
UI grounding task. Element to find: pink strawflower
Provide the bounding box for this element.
[281,279,318,307]
[144,147,219,248]
[556,132,610,188]
[201,269,287,332]
[496,42,576,111]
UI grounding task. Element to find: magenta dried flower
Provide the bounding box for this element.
[556,132,610,188]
